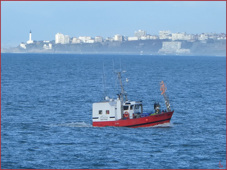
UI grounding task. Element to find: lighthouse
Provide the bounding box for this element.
[27,30,34,44]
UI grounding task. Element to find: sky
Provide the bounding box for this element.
[1,1,226,48]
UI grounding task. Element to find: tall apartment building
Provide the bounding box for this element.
[64,35,70,44]
[55,33,64,44]
[114,34,123,42]
[55,33,70,44]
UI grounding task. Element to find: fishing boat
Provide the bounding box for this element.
[92,71,174,128]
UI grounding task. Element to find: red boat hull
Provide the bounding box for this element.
[93,111,174,128]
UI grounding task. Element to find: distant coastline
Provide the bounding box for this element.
[1,51,226,57]
[2,39,226,56]
[2,30,226,56]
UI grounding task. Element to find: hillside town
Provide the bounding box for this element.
[3,30,226,56]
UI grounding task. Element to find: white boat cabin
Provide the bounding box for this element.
[92,98,143,122]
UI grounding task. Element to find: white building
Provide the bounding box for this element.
[159,31,172,40]
[95,36,103,43]
[87,39,95,43]
[217,36,226,40]
[134,30,147,39]
[172,32,194,41]
[106,37,114,42]
[198,33,209,41]
[172,32,185,41]
[20,43,26,49]
[27,30,34,44]
[55,33,70,44]
[140,35,153,40]
[114,34,123,42]
[64,35,70,44]
[217,33,226,40]
[55,33,64,44]
[127,37,139,41]
[43,43,52,50]
[79,36,92,43]
[72,37,81,44]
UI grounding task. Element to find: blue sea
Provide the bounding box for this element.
[1,53,226,169]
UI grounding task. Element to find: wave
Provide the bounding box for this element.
[49,122,92,128]
[152,122,173,128]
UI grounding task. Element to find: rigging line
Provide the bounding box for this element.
[102,62,107,99]
[119,57,122,72]
[112,59,118,96]
[119,58,123,93]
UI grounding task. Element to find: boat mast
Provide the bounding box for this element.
[117,71,128,118]
[117,71,128,102]
[160,81,171,112]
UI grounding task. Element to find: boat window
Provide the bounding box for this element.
[134,104,142,113]
[130,105,134,110]
[99,110,102,114]
[123,106,129,110]
[106,110,109,114]
[135,105,139,109]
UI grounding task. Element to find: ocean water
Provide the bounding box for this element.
[1,53,226,169]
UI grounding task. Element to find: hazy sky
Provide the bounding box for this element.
[1,1,226,48]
